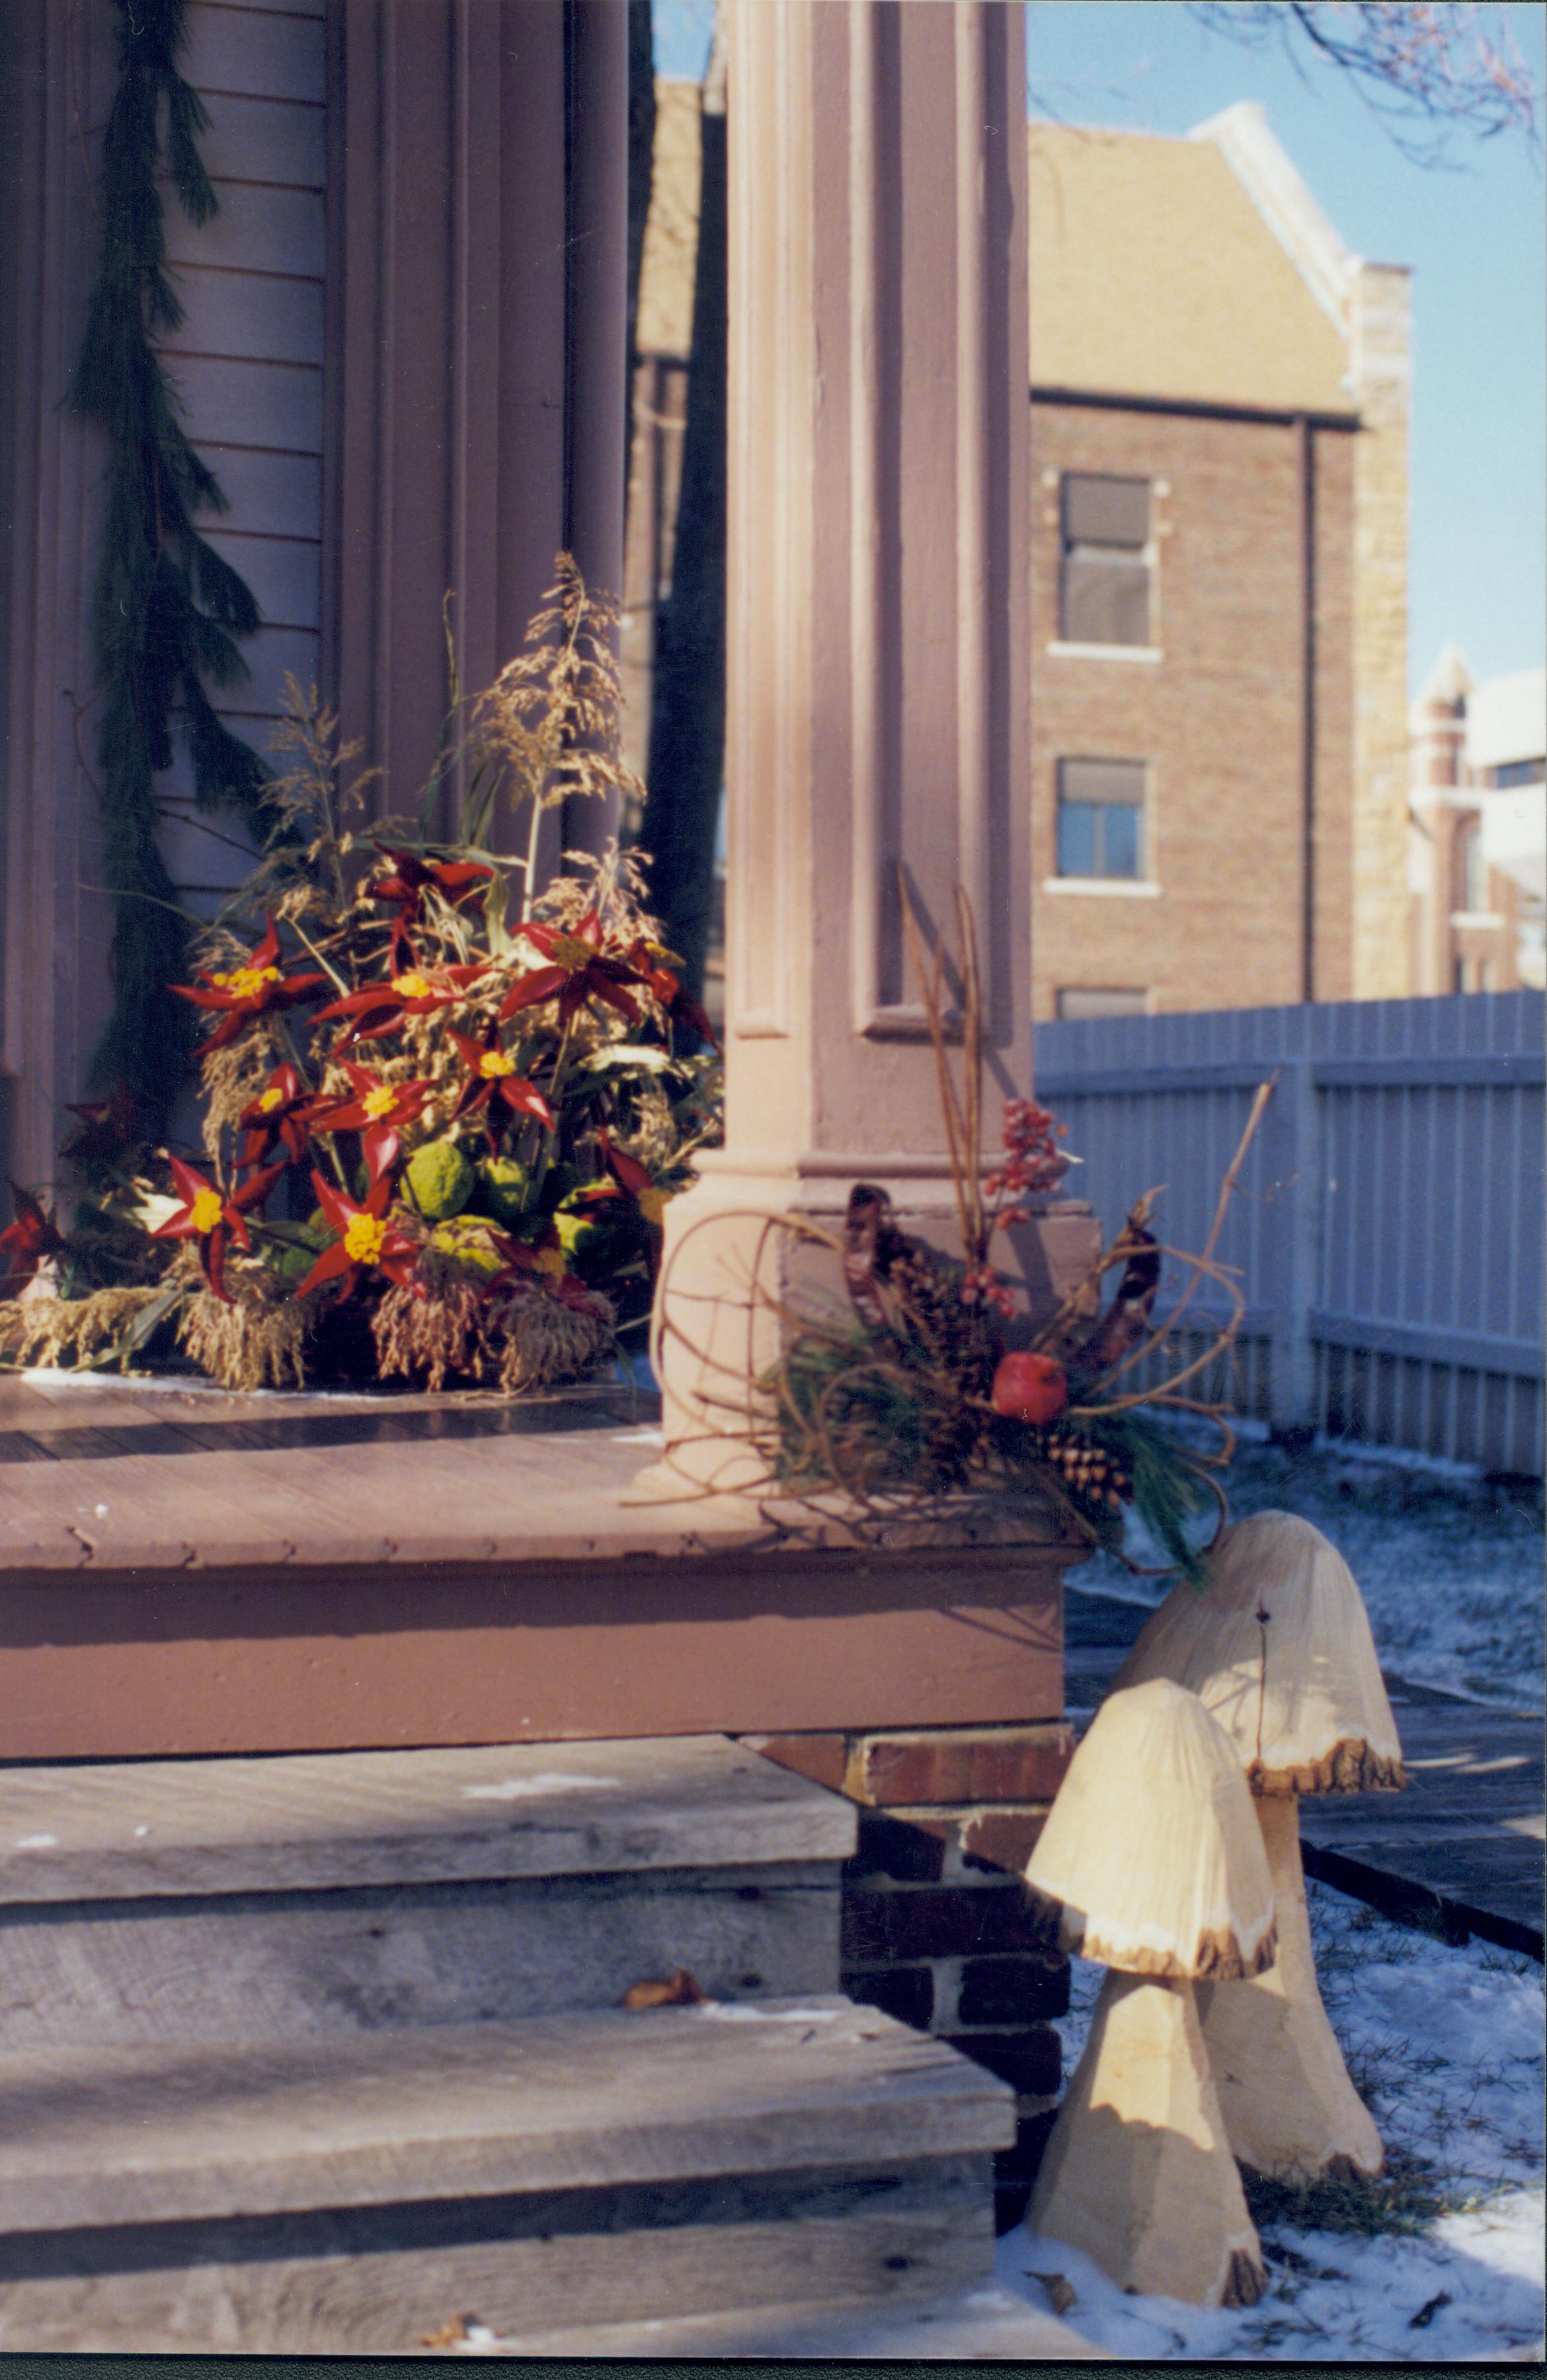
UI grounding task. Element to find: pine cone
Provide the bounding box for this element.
[1030,1425,1132,1512]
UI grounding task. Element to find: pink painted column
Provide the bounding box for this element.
[652,0,1096,1484]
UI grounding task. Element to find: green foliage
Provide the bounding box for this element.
[477,1157,530,1225]
[405,1141,476,1222]
[1074,1407,1220,1584]
[69,0,268,1137]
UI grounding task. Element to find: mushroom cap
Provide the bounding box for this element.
[1113,1510,1404,1796]
[1025,1677,1277,1979]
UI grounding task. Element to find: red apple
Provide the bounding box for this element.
[992,1350,1068,1426]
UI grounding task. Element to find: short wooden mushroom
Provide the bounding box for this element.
[1113,1508,1404,2182]
[1023,1678,1276,2309]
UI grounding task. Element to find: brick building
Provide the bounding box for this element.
[1409,646,1547,994]
[1029,104,1411,1020]
[625,95,1413,1022]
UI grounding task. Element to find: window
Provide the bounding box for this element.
[1057,988,1148,1020]
[1495,758,1544,788]
[1057,757,1145,879]
[1060,474,1151,646]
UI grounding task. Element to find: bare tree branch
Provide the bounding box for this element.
[1186,3,1540,164]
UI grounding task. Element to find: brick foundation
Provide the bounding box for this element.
[742,1722,1076,2227]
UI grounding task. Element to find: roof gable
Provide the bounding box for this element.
[1030,120,1353,413]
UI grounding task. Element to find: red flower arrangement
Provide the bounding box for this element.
[150,1156,288,1302]
[172,919,326,1050]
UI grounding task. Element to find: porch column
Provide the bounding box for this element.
[0,0,117,1190]
[653,0,1095,1483]
[324,0,627,852]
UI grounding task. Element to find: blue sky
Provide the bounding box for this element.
[653,1,1544,695]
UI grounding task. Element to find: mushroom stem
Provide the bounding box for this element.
[1029,1969,1266,2309]
[1197,1793,1383,2181]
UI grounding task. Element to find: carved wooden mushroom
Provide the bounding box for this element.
[1113,1508,1404,2182]
[1023,1677,1277,2309]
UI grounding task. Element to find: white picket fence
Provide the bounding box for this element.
[1033,993,1546,1477]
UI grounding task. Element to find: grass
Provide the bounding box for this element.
[1244,2147,1447,2239]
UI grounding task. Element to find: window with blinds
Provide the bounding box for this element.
[1056,757,1146,879]
[1059,473,1152,647]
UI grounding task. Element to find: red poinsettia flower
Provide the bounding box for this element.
[149,1155,286,1302]
[498,911,647,1029]
[596,1129,670,1228]
[313,962,488,1047]
[0,1184,65,1297]
[306,1062,434,1183]
[371,848,495,970]
[565,1135,670,1281]
[622,938,721,1052]
[172,919,327,1051]
[236,1063,319,1169]
[449,1026,555,1145]
[294,1171,422,1303]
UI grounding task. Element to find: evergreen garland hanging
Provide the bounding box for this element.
[69,0,270,1140]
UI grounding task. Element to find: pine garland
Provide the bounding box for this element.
[69,0,270,1139]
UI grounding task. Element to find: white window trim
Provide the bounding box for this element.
[1449,910,1506,930]
[1045,640,1162,664]
[1043,876,1162,898]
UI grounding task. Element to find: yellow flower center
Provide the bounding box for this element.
[638,1186,668,1227]
[188,1188,224,1235]
[221,965,281,1001]
[257,1087,284,1113]
[362,1086,398,1120]
[479,1050,516,1079]
[549,934,593,971]
[534,1243,565,1278]
[343,1213,388,1265]
[392,972,432,999]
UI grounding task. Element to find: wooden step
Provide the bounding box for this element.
[0,1997,1015,2353]
[0,1736,853,2047]
[445,2283,1112,2359]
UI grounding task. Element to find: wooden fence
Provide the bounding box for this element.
[1033,993,1546,1477]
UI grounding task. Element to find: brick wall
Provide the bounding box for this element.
[744,1722,1075,2227]
[1029,401,1357,1018]
[1349,264,1413,1000]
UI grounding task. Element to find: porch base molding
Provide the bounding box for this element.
[0,1539,1072,1764]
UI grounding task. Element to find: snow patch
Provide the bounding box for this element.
[997,1877,1545,2361]
[461,1773,619,1800]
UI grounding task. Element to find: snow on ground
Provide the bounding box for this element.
[1000,1878,1546,2363]
[1068,1430,1544,1711]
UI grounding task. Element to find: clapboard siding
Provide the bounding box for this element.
[176,353,322,467]
[181,2,327,103]
[153,0,325,906]
[164,182,325,278]
[212,627,324,722]
[202,448,323,543]
[160,268,325,367]
[192,95,326,186]
[200,531,321,631]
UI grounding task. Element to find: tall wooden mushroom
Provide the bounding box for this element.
[1023,1677,1277,2309]
[1113,1508,1404,2182]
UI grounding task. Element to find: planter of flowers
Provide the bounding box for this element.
[0,564,720,1403]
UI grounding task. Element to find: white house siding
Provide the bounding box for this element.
[155,0,326,915]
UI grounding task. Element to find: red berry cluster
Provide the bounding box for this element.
[984,1097,1070,1229]
[960,1261,1015,1319]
